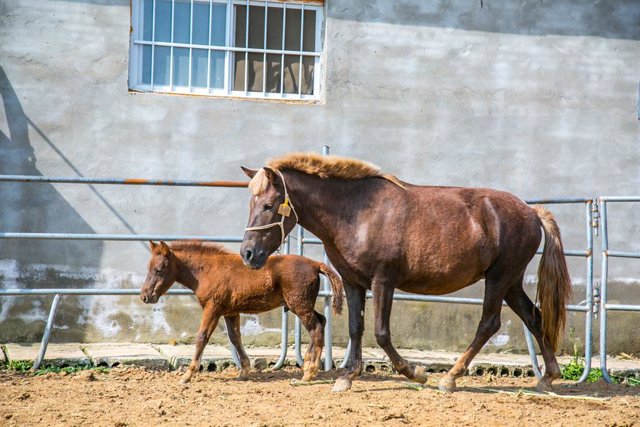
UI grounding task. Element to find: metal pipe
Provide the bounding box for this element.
[0,175,248,187]
[294,226,304,367]
[321,145,333,371]
[578,200,594,383]
[272,307,289,370]
[33,294,62,370]
[599,201,614,383]
[523,325,542,378]
[273,236,292,370]
[339,339,351,369]
[322,252,333,371]
[0,232,242,242]
[606,250,640,259]
[0,289,192,296]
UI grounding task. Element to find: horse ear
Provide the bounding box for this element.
[241,166,258,179]
[263,167,279,185]
[159,241,171,256]
[149,240,157,250]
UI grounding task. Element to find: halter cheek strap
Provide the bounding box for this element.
[245,170,299,247]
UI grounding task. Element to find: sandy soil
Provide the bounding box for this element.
[1,366,639,426]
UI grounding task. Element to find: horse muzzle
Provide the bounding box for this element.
[240,246,267,270]
[140,293,159,304]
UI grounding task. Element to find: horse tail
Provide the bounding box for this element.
[318,263,344,314]
[533,205,573,352]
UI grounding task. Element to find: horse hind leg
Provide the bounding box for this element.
[504,285,561,392]
[438,271,515,393]
[296,310,325,381]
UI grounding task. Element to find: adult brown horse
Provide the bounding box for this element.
[239,152,572,393]
[140,240,343,383]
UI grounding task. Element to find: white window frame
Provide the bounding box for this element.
[129,0,324,101]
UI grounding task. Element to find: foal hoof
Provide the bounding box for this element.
[179,373,192,385]
[331,377,352,393]
[438,376,457,393]
[411,366,428,384]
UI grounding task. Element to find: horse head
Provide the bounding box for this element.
[140,241,178,303]
[239,166,298,269]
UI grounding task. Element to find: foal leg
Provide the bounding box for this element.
[371,280,428,384]
[438,273,513,392]
[296,310,325,381]
[504,285,561,392]
[181,304,220,384]
[224,315,251,379]
[332,283,366,393]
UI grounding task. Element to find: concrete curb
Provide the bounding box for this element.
[1,343,639,380]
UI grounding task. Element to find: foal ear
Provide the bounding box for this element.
[241,166,258,179]
[149,240,157,250]
[263,167,279,185]
[159,241,171,256]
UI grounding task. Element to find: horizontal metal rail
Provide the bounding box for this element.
[0,175,248,187]
[0,233,242,242]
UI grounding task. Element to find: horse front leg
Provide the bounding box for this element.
[224,315,251,379]
[371,279,428,385]
[332,283,366,393]
[181,304,220,385]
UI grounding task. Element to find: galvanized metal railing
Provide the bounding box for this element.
[0,168,609,382]
[598,196,640,383]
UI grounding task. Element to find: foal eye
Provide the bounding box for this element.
[263,203,273,211]
[154,268,162,274]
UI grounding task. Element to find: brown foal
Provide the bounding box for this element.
[140,240,343,384]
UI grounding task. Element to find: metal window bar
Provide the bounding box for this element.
[298,3,304,96]
[170,0,175,90]
[207,0,213,92]
[188,0,194,90]
[598,196,640,383]
[151,0,157,88]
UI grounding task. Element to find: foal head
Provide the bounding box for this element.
[140,241,178,304]
[239,166,297,269]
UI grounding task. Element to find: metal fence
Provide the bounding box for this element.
[0,172,634,382]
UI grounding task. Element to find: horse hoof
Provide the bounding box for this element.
[438,376,456,393]
[535,381,553,393]
[411,365,428,384]
[180,374,192,385]
[331,377,352,393]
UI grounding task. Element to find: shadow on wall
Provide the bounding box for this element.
[328,0,640,40]
[0,66,104,342]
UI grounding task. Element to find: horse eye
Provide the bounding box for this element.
[263,203,273,211]
[154,268,162,274]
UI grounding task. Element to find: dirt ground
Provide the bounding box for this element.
[1,366,639,427]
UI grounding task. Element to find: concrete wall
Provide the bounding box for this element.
[1,0,639,355]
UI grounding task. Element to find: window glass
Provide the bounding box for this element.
[174,0,191,44]
[153,46,171,86]
[211,3,227,46]
[173,47,190,86]
[210,50,225,89]
[142,0,153,41]
[192,2,210,45]
[154,0,172,43]
[191,48,208,88]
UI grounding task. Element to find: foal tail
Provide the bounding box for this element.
[533,206,573,352]
[318,263,344,314]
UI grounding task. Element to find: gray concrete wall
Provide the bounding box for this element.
[1,0,639,355]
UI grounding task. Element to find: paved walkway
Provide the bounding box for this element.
[2,343,639,378]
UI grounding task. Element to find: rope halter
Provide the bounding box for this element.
[245,170,298,247]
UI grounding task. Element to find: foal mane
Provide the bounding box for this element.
[249,152,405,195]
[168,241,234,256]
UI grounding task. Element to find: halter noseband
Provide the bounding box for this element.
[245,170,298,247]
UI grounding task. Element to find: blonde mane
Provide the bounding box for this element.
[169,240,234,255]
[248,152,405,195]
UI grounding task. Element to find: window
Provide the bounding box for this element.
[129,0,324,101]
